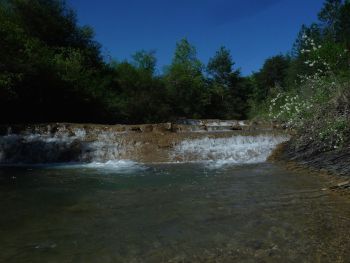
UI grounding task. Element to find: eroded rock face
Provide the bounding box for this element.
[278,137,350,176]
[0,121,288,164]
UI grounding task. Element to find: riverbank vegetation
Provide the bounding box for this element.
[250,0,350,153]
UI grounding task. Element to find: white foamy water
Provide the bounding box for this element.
[173,135,289,165]
[83,160,144,170]
[55,160,146,173]
[0,130,124,164]
[0,125,290,167]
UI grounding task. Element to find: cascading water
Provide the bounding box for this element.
[0,129,125,164]
[0,123,290,165]
[172,135,289,164]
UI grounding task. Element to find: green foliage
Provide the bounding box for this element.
[338,1,350,46]
[252,55,290,102]
[207,46,234,85]
[318,0,343,41]
[171,39,203,72]
[163,39,207,118]
[0,1,251,124]
[206,46,251,119]
[250,0,350,151]
[292,24,323,58]
[6,0,348,128]
[108,58,170,123]
[132,50,157,74]
[0,0,108,123]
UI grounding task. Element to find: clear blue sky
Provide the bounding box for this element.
[69,0,325,75]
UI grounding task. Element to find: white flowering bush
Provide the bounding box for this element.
[300,36,348,76]
[318,117,348,149]
[267,34,350,150]
[268,93,313,128]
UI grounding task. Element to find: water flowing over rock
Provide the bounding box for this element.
[173,135,289,163]
[0,121,289,165]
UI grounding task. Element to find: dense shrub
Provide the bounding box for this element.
[250,0,350,151]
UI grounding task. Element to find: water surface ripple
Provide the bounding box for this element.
[0,163,350,262]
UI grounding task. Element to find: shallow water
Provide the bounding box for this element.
[1,163,350,263]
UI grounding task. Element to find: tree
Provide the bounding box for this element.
[132,50,157,75]
[164,39,206,118]
[171,38,202,72]
[253,55,290,101]
[9,0,101,58]
[0,0,108,123]
[292,24,323,57]
[338,1,350,46]
[207,46,236,87]
[318,0,343,41]
[205,46,249,119]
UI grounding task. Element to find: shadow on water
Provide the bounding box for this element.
[1,163,350,262]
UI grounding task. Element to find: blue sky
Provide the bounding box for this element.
[69,0,325,75]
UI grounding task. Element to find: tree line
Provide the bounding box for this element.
[1,0,349,124]
[0,0,251,124]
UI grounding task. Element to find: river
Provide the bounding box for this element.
[0,123,349,262]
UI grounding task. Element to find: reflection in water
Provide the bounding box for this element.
[0,163,350,262]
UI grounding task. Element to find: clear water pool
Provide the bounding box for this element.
[1,163,350,262]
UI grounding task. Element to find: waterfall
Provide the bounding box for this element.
[0,130,124,164]
[0,123,289,165]
[172,135,289,164]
